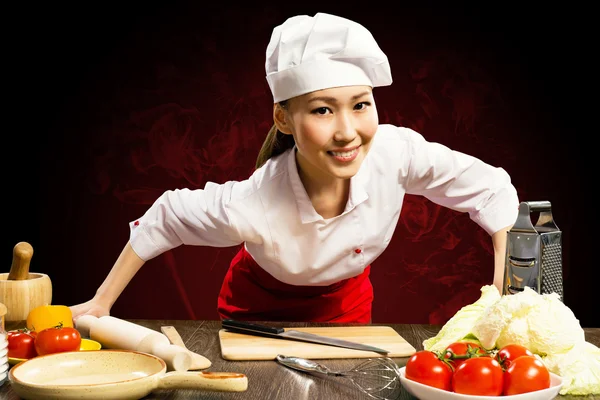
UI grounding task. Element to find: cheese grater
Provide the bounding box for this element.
[502,201,563,301]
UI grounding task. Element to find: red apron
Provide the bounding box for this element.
[217,246,373,323]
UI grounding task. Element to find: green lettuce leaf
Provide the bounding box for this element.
[422,285,501,352]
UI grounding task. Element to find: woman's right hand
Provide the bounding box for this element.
[69,298,111,322]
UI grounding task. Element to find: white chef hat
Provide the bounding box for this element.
[265,12,393,103]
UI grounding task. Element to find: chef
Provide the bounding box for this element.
[70,12,519,323]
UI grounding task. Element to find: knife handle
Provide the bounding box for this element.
[222,320,284,334]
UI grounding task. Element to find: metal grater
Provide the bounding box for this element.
[502,201,563,301]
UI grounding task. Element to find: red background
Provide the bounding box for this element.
[5,4,594,326]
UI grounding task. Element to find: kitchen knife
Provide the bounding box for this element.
[221,320,390,354]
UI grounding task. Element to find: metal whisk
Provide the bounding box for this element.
[276,355,401,400]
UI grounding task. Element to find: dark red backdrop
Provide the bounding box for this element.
[5,4,594,326]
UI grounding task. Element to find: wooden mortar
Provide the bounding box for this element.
[0,302,6,332]
[0,242,52,329]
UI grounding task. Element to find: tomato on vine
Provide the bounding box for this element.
[496,343,534,369]
[443,341,488,369]
[34,322,82,356]
[7,328,37,359]
[504,355,551,395]
[405,350,453,391]
[452,357,504,396]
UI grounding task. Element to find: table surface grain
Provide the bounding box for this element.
[1,320,598,399]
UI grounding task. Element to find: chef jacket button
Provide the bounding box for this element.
[354,248,362,254]
[134,221,140,226]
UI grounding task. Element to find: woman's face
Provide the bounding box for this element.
[281,85,379,183]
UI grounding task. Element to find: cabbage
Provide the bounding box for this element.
[422,285,599,394]
[542,341,600,395]
[516,291,584,355]
[470,286,541,350]
[466,287,596,394]
[422,285,500,352]
[471,287,584,354]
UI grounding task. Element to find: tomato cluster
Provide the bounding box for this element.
[7,329,37,359]
[7,323,81,360]
[405,342,551,396]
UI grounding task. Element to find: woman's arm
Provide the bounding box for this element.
[93,241,145,309]
[70,241,145,319]
[391,127,519,293]
[70,180,255,320]
[492,224,513,294]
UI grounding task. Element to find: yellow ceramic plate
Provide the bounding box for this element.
[8,338,102,365]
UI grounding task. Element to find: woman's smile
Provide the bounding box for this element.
[328,145,361,163]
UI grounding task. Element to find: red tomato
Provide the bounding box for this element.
[7,329,37,359]
[496,344,534,369]
[452,357,504,396]
[405,350,453,391]
[443,341,487,369]
[34,325,81,356]
[504,355,551,395]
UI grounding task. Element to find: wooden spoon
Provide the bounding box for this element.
[161,326,211,370]
[8,242,34,280]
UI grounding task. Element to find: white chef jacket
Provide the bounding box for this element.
[129,124,519,286]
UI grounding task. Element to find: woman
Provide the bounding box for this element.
[70,12,518,323]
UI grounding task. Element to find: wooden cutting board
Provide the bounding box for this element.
[219,326,417,360]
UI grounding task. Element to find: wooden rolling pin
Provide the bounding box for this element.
[161,325,211,370]
[75,315,192,371]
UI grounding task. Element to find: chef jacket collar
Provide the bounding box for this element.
[287,146,369,223]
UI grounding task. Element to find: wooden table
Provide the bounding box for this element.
[1,320,598,399]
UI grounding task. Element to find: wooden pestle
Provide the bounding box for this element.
[8,242,34,280]
[1,242,52,327]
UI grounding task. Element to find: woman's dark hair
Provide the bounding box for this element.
[255,100,295,169]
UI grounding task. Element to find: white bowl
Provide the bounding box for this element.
[398,366,563,400]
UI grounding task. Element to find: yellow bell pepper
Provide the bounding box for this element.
[26,305,74,332]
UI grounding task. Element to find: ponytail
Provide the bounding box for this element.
[255,101,295,169]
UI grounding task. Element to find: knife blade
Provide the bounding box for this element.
[221,319,390,354]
